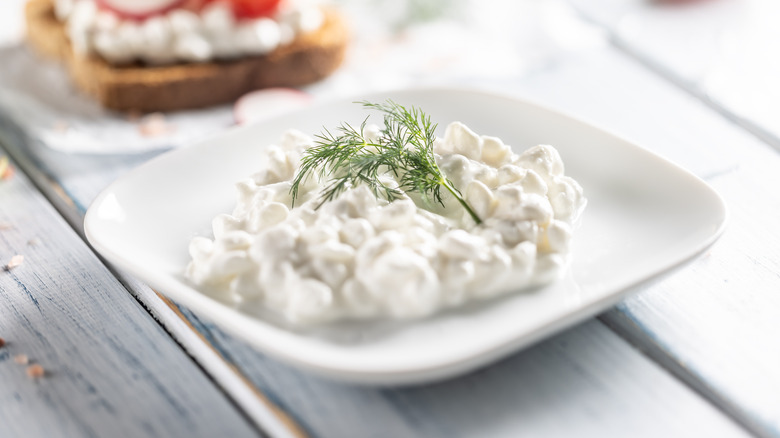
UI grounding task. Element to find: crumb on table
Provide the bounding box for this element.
[14,354,29,365]
[6,255,24,270]
[0,337,5,348]
[26,364,45,379]
[0,156,14,181]
[138,113,175,137]
[52,120,69,133]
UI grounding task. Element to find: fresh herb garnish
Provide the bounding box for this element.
[290,100,482,224]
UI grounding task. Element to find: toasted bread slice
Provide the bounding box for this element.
[25,0,348,112]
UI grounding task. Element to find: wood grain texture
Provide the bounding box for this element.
[0,115,308,437]
[603,153,780,437]
[178,313,749,438]
[566,0,780,149]
[0,149,259,437]
[152,289,309,438]
[488,42,780,437]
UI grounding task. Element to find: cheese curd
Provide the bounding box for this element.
[186,123,586,324]
[55,0,324,65]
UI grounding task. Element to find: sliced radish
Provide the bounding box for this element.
[96,0,187,21]
[230,0,282,19]
[234,88,313,125]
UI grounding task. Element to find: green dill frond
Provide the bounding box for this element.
[289,100,482,224]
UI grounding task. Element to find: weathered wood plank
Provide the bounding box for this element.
[496,45,780,437]
[2,1,778,435]
[567,0,780,148]
[603,157,780,436]
[0,114,305,438]
[0,149,259,438]
[186,315,749,438]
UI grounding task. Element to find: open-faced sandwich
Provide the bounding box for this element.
[25,0,349,111]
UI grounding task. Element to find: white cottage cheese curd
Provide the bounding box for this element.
[56,0,324,65]
[186,123,586,325]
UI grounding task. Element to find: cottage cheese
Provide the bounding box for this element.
[55,0,324,65]
[186,122,586,324]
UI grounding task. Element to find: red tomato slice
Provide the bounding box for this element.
[230,0,283,19]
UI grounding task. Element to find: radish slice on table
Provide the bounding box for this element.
[234,88,313,125]
[96,0,188,20]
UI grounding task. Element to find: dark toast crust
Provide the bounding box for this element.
[25,0,348,112]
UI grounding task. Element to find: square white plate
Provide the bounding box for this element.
[84,88,727,385]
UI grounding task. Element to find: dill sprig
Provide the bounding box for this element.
[290,100,482,224]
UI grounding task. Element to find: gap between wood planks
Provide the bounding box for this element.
[562,6,769,437]
[152,291,310,438]
[566,3,780,154]
[0,140,306,438]
[598,309,766,438]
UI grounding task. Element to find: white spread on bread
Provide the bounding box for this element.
[55,0,325,65]
[185,123,586,325]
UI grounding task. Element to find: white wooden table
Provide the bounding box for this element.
[2,0,779,436]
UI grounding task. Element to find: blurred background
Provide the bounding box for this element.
[1,0,779,155]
